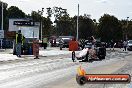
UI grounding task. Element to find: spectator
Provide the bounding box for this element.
[123,40,128,51]
[52,39,56,47]
[59,39,64,50]
[42,38,48,49]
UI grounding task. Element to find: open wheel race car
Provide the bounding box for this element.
[72,42,106,62]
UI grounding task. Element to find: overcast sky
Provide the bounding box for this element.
[2,0,132,21]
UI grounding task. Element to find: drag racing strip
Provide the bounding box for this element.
[103,55,132,88]
[0,57,70,71]
[0,57,79,82]
[0,50,130,88]
[129,83,132,88]
[0,58,127,88]
[0,54,25,62]
[0,49,126,71]
[0,51,76,71]
[46,60,128,88]
[43,51,132,88]
[0,62,82,88]
[39,50,73,56]
[77,52,132,88]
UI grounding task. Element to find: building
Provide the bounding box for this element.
[8,18,40,40]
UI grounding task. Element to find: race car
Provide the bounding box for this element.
[73,42,106,62]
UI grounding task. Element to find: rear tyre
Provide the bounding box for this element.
[72,51,75,62]
[85,52,89,62]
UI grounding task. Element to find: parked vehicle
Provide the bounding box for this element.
[56,38,60,47]
[59,36,74,48]
[127,40,132,51]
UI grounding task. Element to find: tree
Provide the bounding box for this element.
[98,14,122,42]
[77,15,95,39]
[55,14,74,36]
[53,7,73,36]
[31,11,53,38]
[127,21,132,39]
[31,11,41,22]
[42,17,53,37]
[7,6,26,18]
[120,20,132,39]
[46,7,53,18]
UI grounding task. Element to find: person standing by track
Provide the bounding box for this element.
[15,30,24,57]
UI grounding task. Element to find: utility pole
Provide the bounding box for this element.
[76,4,79,41]
[1,1,3,31]
[41,20,43,41]
[126,17,129,40]
[0,1,3,49]
[38,8,44,41]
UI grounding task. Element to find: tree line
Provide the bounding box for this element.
[1,3,132,42]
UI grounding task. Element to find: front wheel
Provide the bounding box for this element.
[85,52,90,62]
[72,51,75,62]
